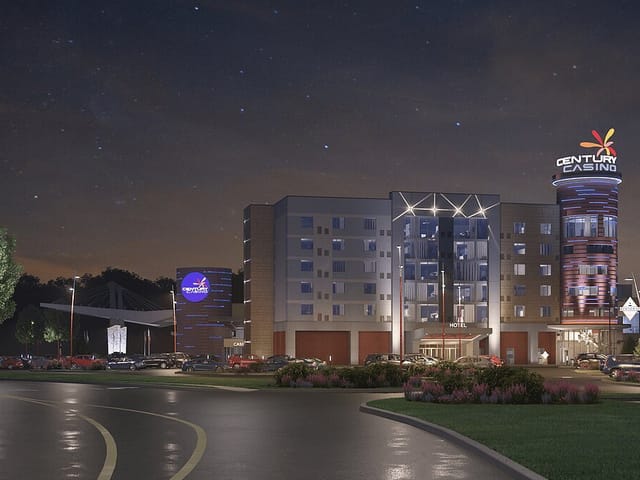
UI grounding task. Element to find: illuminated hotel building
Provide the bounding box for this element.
[243,130,623,364]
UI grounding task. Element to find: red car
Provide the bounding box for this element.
[227,354,262,369]
[65,354,107,370]
[0,356,24,369]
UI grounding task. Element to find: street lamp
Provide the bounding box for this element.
[396,245,403,361]
[441,268,445,360]
[624,274,640,303]
[170,289,177,353]
[69,275,80,357]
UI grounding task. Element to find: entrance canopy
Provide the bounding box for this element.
[40,303,174,328]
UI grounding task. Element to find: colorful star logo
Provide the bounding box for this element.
[579,128,616,156]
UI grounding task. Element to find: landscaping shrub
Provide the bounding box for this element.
[404,365,598,404]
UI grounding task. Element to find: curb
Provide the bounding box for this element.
[359,403,546,480]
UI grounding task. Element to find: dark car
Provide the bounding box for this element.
[182,354,227,372]
[602,354,640,378]
[262,354,293,371]
[106,355,145,370]
[141,354,172,369]
[364,353,401,366]
[167,352,190,368]
[574,352,607,370]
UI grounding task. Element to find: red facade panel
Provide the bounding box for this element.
[358,331,391,364]
[500,332,528,365]
[295,331,350,364]
[273,331,285,355]
[538,331,556,365]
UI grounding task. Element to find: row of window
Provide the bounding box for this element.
[513,305,553,317]
[301,260,380,273]
[301,238,378,251]
[563,215,617,238]
[513,264,552,276]
[563,244,614,254]
[512,285,552,296]
[300,304,376,316]
[301,216,378,230]
[513,222,553,235]
[512,243,553,255]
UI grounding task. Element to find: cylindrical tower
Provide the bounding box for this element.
[552,129,622,328]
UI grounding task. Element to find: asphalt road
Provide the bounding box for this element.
[0,381,516,480]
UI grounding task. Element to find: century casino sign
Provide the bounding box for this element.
[556,128,618,174]
[181,272,211,302]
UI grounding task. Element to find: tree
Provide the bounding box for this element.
[0,228,22,324]
[15,304,44,353]
[43,309,67,357]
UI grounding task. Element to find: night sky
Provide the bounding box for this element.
[2,1,640,282]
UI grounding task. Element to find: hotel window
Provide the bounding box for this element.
[563,245,574,254]
[540,243,552,256]
[332,217,345,229]
[300,282,313,293]
[579,265,608,275]
[333,261,346,272]
[540,223,552,235]
[539,264,551,276]
[332,238,345,251]
[603,216,617,237]
[332,304,345,316]
[513,243,526,255]
[364,304,375,316]
[300,216,314,229]
[514,285,526,296]
[300,260,313,272]
[364,261,377,273]
[364,283,376,294]
[301,304,314,315]
[568,286,599,296]
[300,238,313,250]
[586,244,614,254]
[364,218,377,230]
[564,215,597,237]
[540,306,552,317]
[364,239,377,251]
[514,305,526,317]
[332,281,345,294]
[540,285,551,296]
[514,264,526,275]
[513,222,526,234]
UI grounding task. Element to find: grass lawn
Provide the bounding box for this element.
[0,370,276,389]
[369,397,640,480]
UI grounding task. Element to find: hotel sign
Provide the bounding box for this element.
[621,298,639,321]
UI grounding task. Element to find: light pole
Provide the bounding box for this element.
[441,268,445,360]
[624,274,640,303]
[396,245,403,361]
[170,289,177,353]
[69,275,80,357]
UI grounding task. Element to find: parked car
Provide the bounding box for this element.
[228,354,262,369]
[141,353,172,369]
[602,354,640,378]
[65,354,107,370]
[302,357,327,369]
[402,353,439,367]
[182,354,227,372]
[364,353,401,366]
[454,355,497,368]
[0,356,24,369]
[22,355,53,370]
[262,354,293,371]
[106,355,145,370]
[167,352,190,368]
[574,352,607,370]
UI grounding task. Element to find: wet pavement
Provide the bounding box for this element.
[0,381,516,480]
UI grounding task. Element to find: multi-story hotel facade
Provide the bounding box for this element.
[243,130,623,365]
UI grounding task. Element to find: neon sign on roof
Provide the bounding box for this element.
[555,128,619,175]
